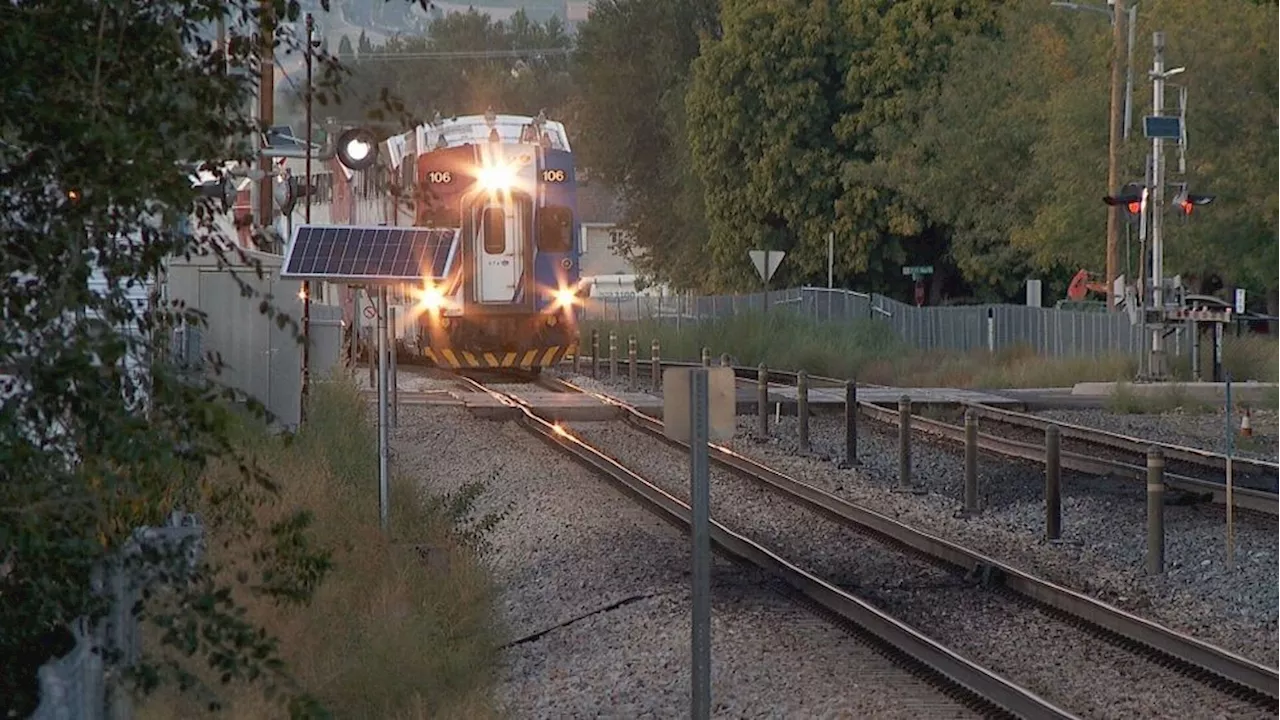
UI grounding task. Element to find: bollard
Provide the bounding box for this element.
[720,352,731,367]
[897,395,912,490]
[1147,447,1165,575]
[843,380,857,467]
[757,364,769,437]
[651,339,661,390]
[572,339,581,374]
[590,329,599,378]
[1045,425,1061,541]
[963,409,979,515]
[628,335,637,391]
[797,371,810,452]
[701,347,711,367]
[609,331,618,380]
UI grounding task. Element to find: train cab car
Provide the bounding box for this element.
[406,113,582,371]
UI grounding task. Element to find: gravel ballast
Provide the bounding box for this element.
[389,402,979,717]
[566,420,1274,720]
[1036,408,1279,462]
[556,371,1279,667]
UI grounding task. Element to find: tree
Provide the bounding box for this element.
[333,9,574,125]
[338,33,355,57]
[357,29,373,55]
[571,0,719,290]
[1,0,347,714]
[685,0,1003,293]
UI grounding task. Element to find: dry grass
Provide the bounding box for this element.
[136,379,500,719]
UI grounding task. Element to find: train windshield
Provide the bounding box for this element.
[537,205,573,253]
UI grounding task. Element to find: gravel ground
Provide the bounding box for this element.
[566,421,1275,720]
[1037,408,1279,463]
[557,371,1280,668]
[389,402,979,718]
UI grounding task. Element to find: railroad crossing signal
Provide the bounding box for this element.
[1103,183,1145,226]
[1171,183,1214,218]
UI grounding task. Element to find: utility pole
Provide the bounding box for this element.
[301,11,314,423]
[257,0,275,240]
[1149,32,1167,377]
[1104,0,1127,311]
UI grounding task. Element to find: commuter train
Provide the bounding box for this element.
[274,112,583,371]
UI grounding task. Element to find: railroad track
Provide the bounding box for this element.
[568,359,1277,516]
[459,373,1279,718]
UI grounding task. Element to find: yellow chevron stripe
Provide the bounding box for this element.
[441,349,460,368]
[461,351,480,367]
[483,352,500,368]
[502,352,518,367]
[540,346,560,367]
[520,349,538,368]
[424,347,438,364]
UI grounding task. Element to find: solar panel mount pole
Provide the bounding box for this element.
[377,286,391,532]
[300,11,313,425]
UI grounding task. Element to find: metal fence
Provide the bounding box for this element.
[582,286,1158,358]
[32,511,205,720]
[164,249,344,429]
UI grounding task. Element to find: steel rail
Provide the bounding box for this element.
[966,402,1279,477]
[558,379,1280,703]
[853,401,1278,516]
[454,375,1076,719]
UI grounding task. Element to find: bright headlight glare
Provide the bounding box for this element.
[346,139,371,161]
[476,164,515,191]
[553,288,577,308]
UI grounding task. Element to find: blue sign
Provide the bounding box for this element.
[1143,116,1182,140]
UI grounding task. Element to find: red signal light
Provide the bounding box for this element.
[1126,200,1141,215]
[1179,198,1194,215]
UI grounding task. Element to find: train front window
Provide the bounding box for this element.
[482,207,506,254]
[537,206,573,253]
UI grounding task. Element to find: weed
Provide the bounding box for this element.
[136,380,501,719]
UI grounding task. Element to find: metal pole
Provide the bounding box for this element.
[256,0,275,233]
[1138,152,1152,378]
[389,306,398,428]
[627,335,637,391]
[608,331,618,381]
[377,287,390,532]
[964,409,979,515]
[689,368,712,720]
[1149,31,1167,377]
[1045,425,1062,540]
[843,379,857,466]
[757,364,769,437]
[1105,0,1127,310]
[590,329,599,378]
[1146,447,1165,574]
[1225,374,1235,569]
[651,339,661,389]
[797,370,809,453]
[300,11,313,424]
[827,231,834,289]
[897,395,911,490]
[365,289,375,387]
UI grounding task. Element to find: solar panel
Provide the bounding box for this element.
[280,225,457,282]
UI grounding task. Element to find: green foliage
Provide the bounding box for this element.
[0,0,376,715]
[685,0,1003,293]
[570,0,720,291]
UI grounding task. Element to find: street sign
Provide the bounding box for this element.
[901,265,934,276]
[1234,288,1246,314]
[662,366,734,720]
[1143,115,1182,140]
[748,250,786,284]
[363,304,377,319]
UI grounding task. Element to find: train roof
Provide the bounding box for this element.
[384,113,571,170]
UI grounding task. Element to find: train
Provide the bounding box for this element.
[275,112,583,372]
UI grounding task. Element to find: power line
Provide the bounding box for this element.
[340,47,572,61]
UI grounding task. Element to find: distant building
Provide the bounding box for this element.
[576,179,634,277]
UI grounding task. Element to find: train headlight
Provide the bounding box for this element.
[336,128,378,171]
[476,164,515,191]
[553,287,577,309]
[419,285,445,311]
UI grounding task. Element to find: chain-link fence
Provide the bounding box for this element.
[581,286,1160,357]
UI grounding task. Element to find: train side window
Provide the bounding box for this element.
[537,206,573,253]
[482,207,506,254]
